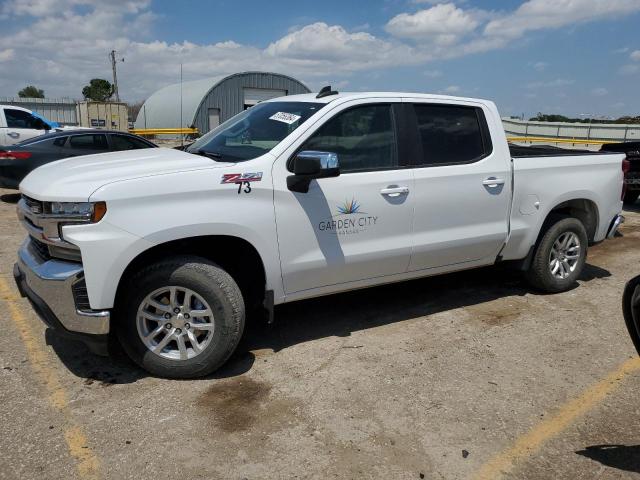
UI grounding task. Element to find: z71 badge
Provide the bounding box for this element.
[221,172,263,184]
[221,172,263,194]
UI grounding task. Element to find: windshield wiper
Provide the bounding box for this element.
[192,149,223,161]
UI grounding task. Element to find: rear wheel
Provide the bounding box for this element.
[117,256,245,378]
[525,217,588,293]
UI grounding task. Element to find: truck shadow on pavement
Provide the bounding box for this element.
[44,262,611,383]
[244,262,611,353]
[576,445,640,473]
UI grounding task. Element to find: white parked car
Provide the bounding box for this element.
[13,89,626,378]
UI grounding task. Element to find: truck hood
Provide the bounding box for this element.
[20,148,232,201]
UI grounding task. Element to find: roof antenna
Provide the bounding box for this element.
[316,85,339,99]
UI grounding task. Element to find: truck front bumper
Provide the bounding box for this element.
[13,239,110,355]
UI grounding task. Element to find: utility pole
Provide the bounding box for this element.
[180,63,183,147]
[110,50,124,102]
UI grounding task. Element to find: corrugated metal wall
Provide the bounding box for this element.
[0,97,78,125]
[192,72,310,133]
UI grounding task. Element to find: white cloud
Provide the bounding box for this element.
[385,4,480,45]
[532,61,548,71]
[1,0,150,16]
[423,69,443,78]
[265,22,420,69]
[631,50,640,61]
[484,0,640,40]
[619,64,640,75]
[442,85,461,93]
[526,78,574,89]
[0,48,14,62]
[591,87,608,96]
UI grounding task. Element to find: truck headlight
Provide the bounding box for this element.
[49,201,107,223]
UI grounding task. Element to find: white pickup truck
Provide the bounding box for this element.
[0,105,52,145]
[13,89,626,378]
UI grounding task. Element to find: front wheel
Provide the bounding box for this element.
[525,217,588,293]
[117,256,245,379]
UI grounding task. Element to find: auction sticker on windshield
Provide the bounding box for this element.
[269,112,301,124]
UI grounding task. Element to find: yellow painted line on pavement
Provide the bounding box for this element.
[0,277,102,480]
[474,356,640,480]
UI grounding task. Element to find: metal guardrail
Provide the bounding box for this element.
[506,136,619,146]
[129,128,199,136]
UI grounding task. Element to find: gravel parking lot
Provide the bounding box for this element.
[1,187,639,480]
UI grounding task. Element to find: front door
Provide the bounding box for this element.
[406,100,511,271]
[273,102,414,295]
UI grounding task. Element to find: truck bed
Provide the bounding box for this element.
[509,143,601,158]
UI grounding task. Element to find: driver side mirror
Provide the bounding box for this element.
[287,151,340,193]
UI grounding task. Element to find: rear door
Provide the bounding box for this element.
[405,100,511,271]
[2,108,47,145]
[273,100,415,295]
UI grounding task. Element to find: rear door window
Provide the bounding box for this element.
[68,134,108,150]
[109,134,152,151]
[412,104,492,166]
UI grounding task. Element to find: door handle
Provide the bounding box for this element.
[380,186,409,197]
[482,177,505,187]
[7,132,20,139]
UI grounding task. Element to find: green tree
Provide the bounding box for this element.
[18,85,44,98]
[82,78,114,102]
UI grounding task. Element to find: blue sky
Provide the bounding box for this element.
[1,0,639,118]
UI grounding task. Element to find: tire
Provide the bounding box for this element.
[622,275,640,356]
[525,217,588,293]
[624,191,639,205]
[117,256,245,379]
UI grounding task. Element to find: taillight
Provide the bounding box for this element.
[622,158,630,200]
[0,150,32,160]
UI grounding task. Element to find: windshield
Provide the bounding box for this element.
[187,101,323,162]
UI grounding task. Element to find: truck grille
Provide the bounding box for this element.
[30,237,52,260]
[72,279,91,311]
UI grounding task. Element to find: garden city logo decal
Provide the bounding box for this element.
[318,198,379,235]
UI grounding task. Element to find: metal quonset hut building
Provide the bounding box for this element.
[134,71,310,134]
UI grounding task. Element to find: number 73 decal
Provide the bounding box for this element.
[221,172,263,194]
